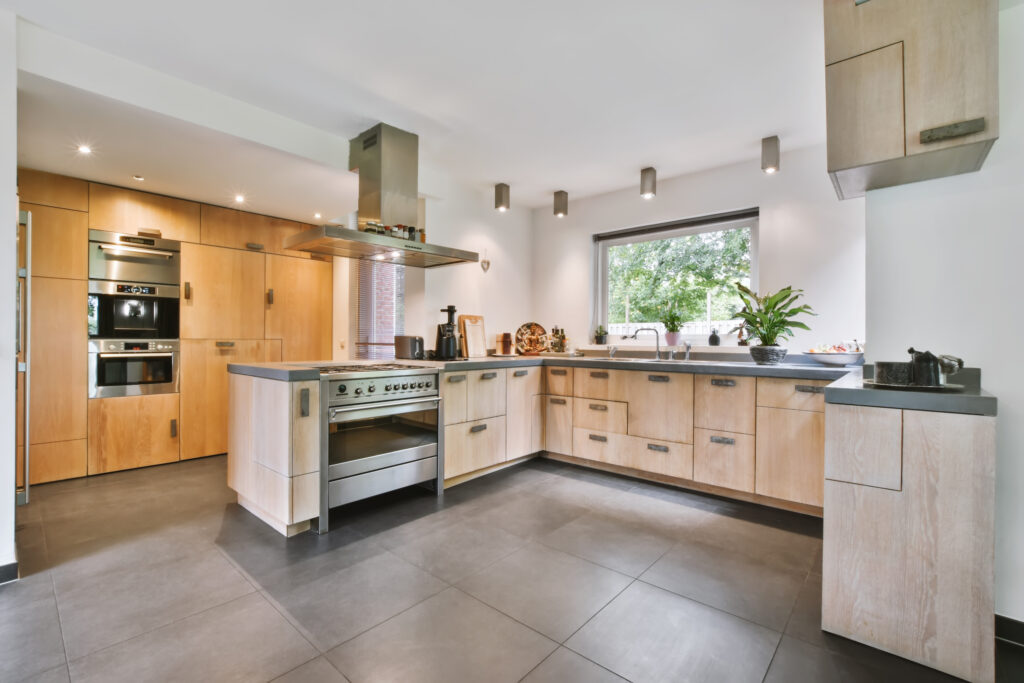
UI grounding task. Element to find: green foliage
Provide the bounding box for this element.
[732,283,815,346]
[607,227,751,325]
[660,308,683,333]
[594,324,608,336]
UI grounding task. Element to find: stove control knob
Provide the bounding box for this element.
[385,384,392,391]
[368,385,376,393]
[402,383,409,389]
[417,382,424,388]
[354,387,363,395]
[425,381,432,388]
[338,385,347,393]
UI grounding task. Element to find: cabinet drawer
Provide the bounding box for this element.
[573,398,627,434]
[694,375,756,434]
[441,372,469,425]
[467,369,506,420]
[624,436,694,480]
[825,403,902,490]
[573,368,627,402]
[572,427,621,465]
[543,396,573,456]
[625,370,693,443]
[693,428,755,493]
[544,367,573,396]
[444,416,506,479]
[756,378,828,412]
[755,407,825,506]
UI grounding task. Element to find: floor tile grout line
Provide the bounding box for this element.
[256,588,327,655]
[48,571,72,676]
[760,632,786,683]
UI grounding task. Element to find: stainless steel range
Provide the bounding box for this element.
[316,363,443,534]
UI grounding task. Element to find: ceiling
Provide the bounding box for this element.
[7,0,830,213]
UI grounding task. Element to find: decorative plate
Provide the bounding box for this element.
[515,322,548,355]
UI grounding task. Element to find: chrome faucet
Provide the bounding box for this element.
[666,340,692,361]
[607,345,618,358]
[629,327,661,360]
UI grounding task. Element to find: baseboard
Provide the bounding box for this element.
[0,560,18,585]
[996,614,1024,648]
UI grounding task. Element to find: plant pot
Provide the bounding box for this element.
[749,345,788,365]
[664,331,681,346]
[594,334,608,345]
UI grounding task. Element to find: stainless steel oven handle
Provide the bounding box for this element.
[329,396,441,419]
[98,244,176,258]
[98,352,175,358]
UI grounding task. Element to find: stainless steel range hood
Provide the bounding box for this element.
[284,123,478,268]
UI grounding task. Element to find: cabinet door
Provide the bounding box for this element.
[824,0,916,65]
[21,203,88,279]
[18,168,89,211]
[573,398,627,434]
[573,368,627,402]
[441,372,468,425]
[444,417,505,479]
[265,254,332,361]
[543,396,573,456]
[180,340,280,460]
[755,407,825,506]
[694,375,755,435]
[624,436,693,480]
[89,184,200,242]
[506,367,542,460]
[826,42,906,172]
[693,428,755,493]
[572,427,616,465]
[544,367,573,396]
[180,243,265,339]
[200,204,313,258]
[756,378,827,412]
[88,394,180,474]
[467,369,506,421]
[625,370,693,443]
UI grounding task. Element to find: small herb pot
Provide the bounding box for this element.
[664,331,681,346]
[749,345,788,365]
[594,334,608,345]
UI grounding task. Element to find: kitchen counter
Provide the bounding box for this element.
[824,366,997,416]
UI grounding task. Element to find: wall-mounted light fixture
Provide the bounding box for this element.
[761,135,780,174]
[554,190,568,218]
[494,183,510,212]
[640,167,656,199]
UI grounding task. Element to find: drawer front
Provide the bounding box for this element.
[444,416,506,479]
[544,367,573,396]
[756,377,828,412]
[755,407,825,506]
[694,375,756,434]
[573,398,627,434]
[543,396,574,456]
[441,372,469,425]
[824,403,902,490]
[625,370,694,443]
[625,436,694,480]
[467,369,506,421]
[573,368,627,402]
[693,428,755,493]
[572,427,620,465]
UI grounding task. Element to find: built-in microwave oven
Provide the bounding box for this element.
[88,229,181,285]
[88,280,180,340]
[88,339,179,398]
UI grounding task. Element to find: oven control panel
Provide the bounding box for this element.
[329,375,438,405]
[91,339,179,353]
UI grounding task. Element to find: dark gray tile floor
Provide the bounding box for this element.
[5,454,1022,682]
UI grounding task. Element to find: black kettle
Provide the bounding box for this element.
[906,348,940,386]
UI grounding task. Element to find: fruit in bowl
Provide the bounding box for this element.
[806,341,864,366]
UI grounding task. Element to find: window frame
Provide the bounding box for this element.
[593,213,759,337]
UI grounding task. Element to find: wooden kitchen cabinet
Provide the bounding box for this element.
[444,417,506,479]
[573,368,627,402]
[544,367,572,396]
[573,398,627,434]
[755,407,825,506]
[824,403,903,490]
[694,375,755,435]
[265,254,333,361]
[542,396,573,456]
[200,204,313,257]
[180,243,265,340]
[625,436,693,480]
[88,394,181,474]
[466,369,506,421]
[571,427,618,465]
[89,183,200,242]
[22,203,89,280]
[506,366,543,460]
[18,168,89,211]
[180,340,282,460]
[693,428,755,493]
[441,372,469,425]
[756,377,828,412]
[625,370,693,443]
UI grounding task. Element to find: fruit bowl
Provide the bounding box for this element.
[805,343,863,366]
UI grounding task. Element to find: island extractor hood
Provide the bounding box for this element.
[284,123,479,268]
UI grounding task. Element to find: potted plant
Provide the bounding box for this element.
[732,283,815,365]
[661,309,683,346]
[594,325,608,345]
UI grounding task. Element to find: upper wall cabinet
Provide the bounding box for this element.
[18,168,89,211]
[89,184,201,242]
[200,204,313,258]
[180,243,266,340]
[824,0,998,199]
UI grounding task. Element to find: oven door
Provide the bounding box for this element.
[88,230,181,284]
[326,397,441,480]
[89,348,179,398]
[88,288,180,339]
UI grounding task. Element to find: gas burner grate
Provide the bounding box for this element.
[318,363,423,373]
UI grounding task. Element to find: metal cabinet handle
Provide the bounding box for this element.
[795,384,825,394]
[710,435,735,445]
[170,419,178,438]
[98,243,175,258]
[711,378,736,387]
[215,341,235,348]
[647,443,669,453]
[920,117,985,144]
[590,371,609,379]
[267,288,274,305]
[550,369,567,376]
[549,398,567,405]
[589,403,608,412]
[300,388,310,417]
[245,242,265,251]
[470,424,488,433]
[648,375,669,383]
[588,434,607,443]
[447,375,466,383]
[513,370,528,377]
[184,282,191,300]
[481,372,498,380]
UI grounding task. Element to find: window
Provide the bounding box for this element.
[595,210,758,340]
[355,260,405,359]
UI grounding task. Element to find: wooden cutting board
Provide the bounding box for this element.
[458,315,487,358]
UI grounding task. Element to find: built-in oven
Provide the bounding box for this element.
[88,229,181,285]
[88,280,180,340]
[88,339,179,398]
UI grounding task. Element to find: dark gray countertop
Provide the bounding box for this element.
[824,366,997,416]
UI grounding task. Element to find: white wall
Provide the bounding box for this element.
[0,9,18,570]
[865,4,1024,620]
[529,144,866,350]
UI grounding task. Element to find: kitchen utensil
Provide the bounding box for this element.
[434,305,460,360]
[394,335,424,360]
[874,361,913,385]
[805,351,864,366]
[515,322,548,355]
[938,354,964,383]
[908,347,941,386]
[458,315,487,358]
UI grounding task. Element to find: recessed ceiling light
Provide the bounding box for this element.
[640,167,656,199]
[554,190,568,218]
[77,145,92,155]
[132,175,144,182]
[494,183,510,212]
[234,194,245,203]
[314,213,322,219]
[761,135,780,175]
